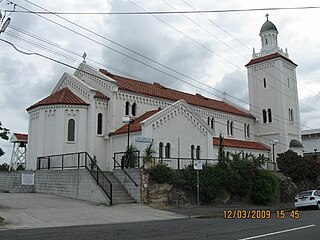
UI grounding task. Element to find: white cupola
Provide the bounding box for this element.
[259,14,279,53]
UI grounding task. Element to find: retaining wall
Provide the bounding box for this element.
[0,170,109,204]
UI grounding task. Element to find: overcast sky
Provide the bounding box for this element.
[1,0,320,164]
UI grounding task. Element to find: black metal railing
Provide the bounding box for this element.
[113,151,218,170]
[113,151,139,186]
[37,152,113,205]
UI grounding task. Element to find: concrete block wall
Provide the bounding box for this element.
[0,171,35,193]
[35,170,109,204]
[113,169,141,203]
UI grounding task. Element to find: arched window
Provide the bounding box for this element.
[263,78,266,88]
[191,145,195,159]
[165,143,171,158]
[97,113,103,135]
[268,108,272,122]
[211,118,215,130]
[67,119,75,141]
[196,145,200,159]
[159,142,163,158]
[125,101,130,116]
[291,109,294,122]
[207,117,210,125]
[132,103,137,116]
[227,120,230,135]
[230,121,234,136]
[247,124,250,138]
[262,109,267,123]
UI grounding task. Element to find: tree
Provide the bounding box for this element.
[143,143,156,168]
[0,121,10,157]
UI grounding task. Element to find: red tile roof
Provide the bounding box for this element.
[27,87,89,111]
[94,91,109,100]
[110,109,161,136]
[13,133,28,141]
[245,52,297,67]
[100,69,255,119]
[213,138,270,151]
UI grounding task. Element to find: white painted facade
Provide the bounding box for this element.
[26,18,301,170]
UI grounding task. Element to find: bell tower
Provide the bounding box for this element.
[246,15,302,157]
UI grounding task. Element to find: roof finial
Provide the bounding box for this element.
[265,13,269,21]
[82,52,87,63]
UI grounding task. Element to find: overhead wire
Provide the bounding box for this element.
[2,1,315,147]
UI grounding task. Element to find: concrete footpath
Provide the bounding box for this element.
[0,193,186,230]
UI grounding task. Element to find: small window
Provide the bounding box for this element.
[291,109,294,122]
[132,103,137,116]
[268,108,272,122]
[227,120,230,135]
[230,121,234,136]
[191,145,195,159]
[67,119,75,141]
[287,78,290,87]
[244,124,247,137]
[211,118,215,130]
[165,143,171,158]
[247,124,250,138]
[159,142,163,158]
[263,78,266,88]
[262,109,267,123]
[125,101,130,116]
[265,38,268,45]
[196,145,200,159]
[97,113,103,135]
[207,117,210,125]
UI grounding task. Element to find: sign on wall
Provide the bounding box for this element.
[21,173,35,185]
[134,137,153,152]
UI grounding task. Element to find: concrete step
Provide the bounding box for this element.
[102,171,135,205]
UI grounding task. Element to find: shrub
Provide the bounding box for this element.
[251,170,278,205]
[277,150,320,183]
[150,164,176,184]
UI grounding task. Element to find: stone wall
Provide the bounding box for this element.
[0,171,35,193]
[113,169,141,203]
[0,170,109,204]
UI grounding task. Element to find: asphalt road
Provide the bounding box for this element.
[1,209,318,240]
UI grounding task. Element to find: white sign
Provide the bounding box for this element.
[193,160,203,170]
[134,137,153,152]
[21,173,35,185]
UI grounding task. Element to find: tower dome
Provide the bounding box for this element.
[260,20,278,34]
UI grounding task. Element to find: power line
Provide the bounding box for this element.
[2,6,320,15]
[4,1,317,141]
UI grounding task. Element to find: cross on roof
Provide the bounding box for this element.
[265,13,269,21]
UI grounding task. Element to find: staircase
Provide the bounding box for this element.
[103,172,136,204]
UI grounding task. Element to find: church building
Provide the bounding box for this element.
[25,17,302,171]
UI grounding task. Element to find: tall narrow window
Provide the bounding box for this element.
[67,119,75,141]
[125,101,130,116]
[262,109,267,123]
[165,143,171,158]
[131,103,137,116]
[268,108,272,122]
[97,113,103,135]
[159,142,163,158]
[247,124,250,138]
[196,145,201,159]
[191,145,195,159]
[244,124,247,137]
[263,78,266,88]
[211,118,215,130]
[207,117,210,125]
[230,121,234,136]
[287,78,290,87]
[227,120,230,135]
[289,108,291,122]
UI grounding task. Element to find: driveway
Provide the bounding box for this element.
[0,193,186,230]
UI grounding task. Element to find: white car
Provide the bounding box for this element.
[295,190,320,210]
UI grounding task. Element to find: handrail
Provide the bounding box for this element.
[113,158,139,187]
